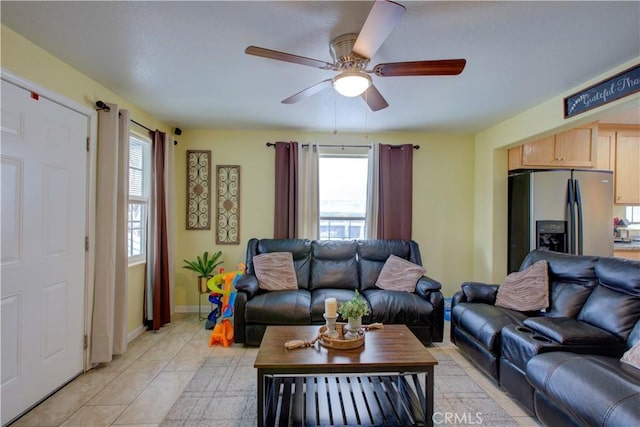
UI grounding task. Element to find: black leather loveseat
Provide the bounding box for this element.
[450,249,640,422]
[233,238,444,346]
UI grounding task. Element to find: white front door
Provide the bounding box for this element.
[1,79,88,425]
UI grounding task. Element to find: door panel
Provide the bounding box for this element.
[530,170,571,251]
[573,171,614,257]
[1,80,87,425]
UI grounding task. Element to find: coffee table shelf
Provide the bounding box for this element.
[255,325,437,427]
[265,373,426,426]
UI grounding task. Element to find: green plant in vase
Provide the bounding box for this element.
[182,250,224,293]
[338,290,370,338]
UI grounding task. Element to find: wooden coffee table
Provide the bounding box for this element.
[254,324,438,427]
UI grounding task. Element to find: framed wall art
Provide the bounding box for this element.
[186,150,211,230]
[216,165,240,244]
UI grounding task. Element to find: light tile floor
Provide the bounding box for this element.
[10,314,540,426]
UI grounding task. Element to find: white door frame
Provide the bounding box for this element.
[1,68,97,373]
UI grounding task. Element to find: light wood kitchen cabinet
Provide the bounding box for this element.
[522,126,596,167]
[614,128,640,204]
[614,250,640,260]
[596,129,616,171]
[508,124,597,170]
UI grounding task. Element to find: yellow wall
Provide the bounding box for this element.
[175,130,475,303]
[473,57,640,283]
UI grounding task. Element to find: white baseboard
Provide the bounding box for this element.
[127,325,145,343]
[174,305,206,313]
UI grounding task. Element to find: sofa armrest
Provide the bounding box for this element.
[235,274,260,298]
[415,275,442,297]
[429,290,445,342]
[233,291,247,344]
[461,282,499,304]
[523,317,623,347]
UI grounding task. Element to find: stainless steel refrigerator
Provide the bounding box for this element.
[508,169,614,273]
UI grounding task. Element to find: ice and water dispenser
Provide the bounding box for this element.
[536,220,568,253]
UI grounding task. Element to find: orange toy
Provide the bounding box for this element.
[208,318,234,347]
[208,272,238,347]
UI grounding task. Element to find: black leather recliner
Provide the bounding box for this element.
[234,238,444,346]
[450,250,640,423]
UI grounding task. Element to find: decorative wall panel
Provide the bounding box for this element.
[186,150,211,230]
[216,165,240,244]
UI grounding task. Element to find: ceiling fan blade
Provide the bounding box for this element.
[245,46,334,70]
[352,0,406,59]
[282,79,333,104]
[361,84,389,111]
[373,59,467,77]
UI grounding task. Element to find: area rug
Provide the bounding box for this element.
[160,352,517,427]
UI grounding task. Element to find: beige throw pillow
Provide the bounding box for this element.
[375,255,425,293]
[495,260,549,311]
[621,341,640,370]
[253,252,298,291]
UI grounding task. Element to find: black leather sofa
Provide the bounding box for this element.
[233,238,444,346]
[450,249,640,423]
[526,345,640,426]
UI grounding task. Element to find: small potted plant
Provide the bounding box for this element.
[338,290,371,338]
[182,250,224,293]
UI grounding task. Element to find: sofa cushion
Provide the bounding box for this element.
[452,302,531,353]
[253,252,298,291]
[578,285,640,341]
[375,255,425,293]
[309,288,360,323]
[523,317,622,346]
[546,281,595,318]
[520,250,598,286]
[622,341,640,370]
[496,261,549,311]
[362,289,432,325]
[357,240,419,290]
[244,289,311,324]
[309,240,359,291]
[595,256,640,296]
[251,238,312,290]
[526,352,640,427]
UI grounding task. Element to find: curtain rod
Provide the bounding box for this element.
[266,142,420,149]
[95,100,153,133]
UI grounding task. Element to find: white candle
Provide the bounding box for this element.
[325,297,337,317]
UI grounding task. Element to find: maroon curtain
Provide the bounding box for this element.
[377,144,413,239]
[274,141,299,238]
[148,130,171,330]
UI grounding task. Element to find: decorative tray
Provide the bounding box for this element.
[318,323,364,350]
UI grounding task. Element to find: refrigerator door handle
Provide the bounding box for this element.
[567,178,576,254]
[575,179,584,255]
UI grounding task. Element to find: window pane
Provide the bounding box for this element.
[129,135,148,198]
[626,206,640,223]
[129,168,143,197]
[319,156,368,240]
[128,134,150,261]
[128,202,145,257]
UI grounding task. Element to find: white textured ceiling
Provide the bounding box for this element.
[2,1,639,133]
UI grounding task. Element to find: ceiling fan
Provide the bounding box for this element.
[245,0,466,111]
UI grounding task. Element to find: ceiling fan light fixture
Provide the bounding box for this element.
[332,72,371,97]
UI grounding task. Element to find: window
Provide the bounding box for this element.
[319,155,368,240]
[128,134,151,262]
[626,206,640,224]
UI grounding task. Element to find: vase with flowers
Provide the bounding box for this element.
[338,290,371,339]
